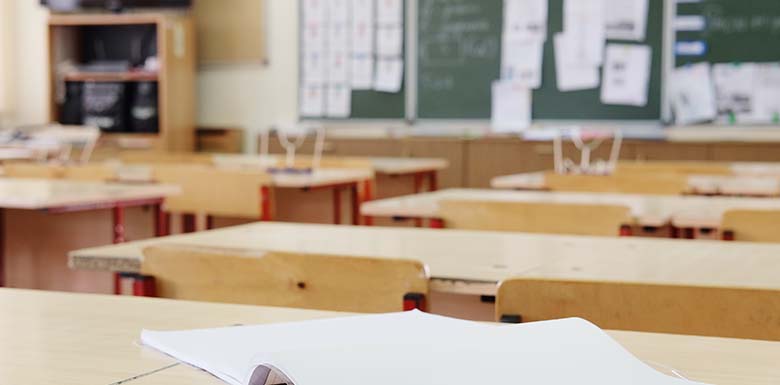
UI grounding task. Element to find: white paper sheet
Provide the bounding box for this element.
[504,0,548,41]
[373,57,404,93]
[601,44,652,106]
[604,0,648,41]
[670,63,717,125]
[753,64,780,123]
[712,63,756,123]
[563,0,605,66]
[328,21,350,52]
[326,84,352,118]
[350,54,374,90]
[302,22,325,53]
[376,0,403,26]
[376,25,404,58]
[302,50,327,85]
[492,80,531,133]
[302,0,327,25]
[351,0,375,55]
[300,85,325,117]
[142,311,709,385]
[328,51,350,84]
[327,0,350,24]
[501,38,544,89]
[555,33,601,91]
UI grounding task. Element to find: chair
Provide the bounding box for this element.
[438,199,633,237]
[141,245,429,313]
[496,278,780,341]
[152,164,271,222]
[544,172,690,195]
[616,161,733,176]
[722,209,780,242]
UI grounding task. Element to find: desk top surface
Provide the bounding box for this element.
[70,222,780,291]
[0,178,179,210]
[360,188,780,227]
[490,172,780,196]
[2,288,778,385]
[211,154,448,175]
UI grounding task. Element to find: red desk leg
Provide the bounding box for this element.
[428,171,439,191]
[350,183,360,226]
[112,206,126,244]
[0,208,5,287]
[182,213,197,233]
[413,173,424,193]
[260,186,273,221]
[361,180,374,226]
[333,187,342,225]
[206,215,214,230]
[430,218,444,229]
[153,202,170,237]
[113,273,122,295]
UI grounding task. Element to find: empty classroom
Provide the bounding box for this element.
[1,1,779,384]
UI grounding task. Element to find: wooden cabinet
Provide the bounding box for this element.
[48,13,196,152]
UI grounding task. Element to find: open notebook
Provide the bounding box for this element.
[142,311,706,385]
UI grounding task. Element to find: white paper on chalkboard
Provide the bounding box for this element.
[326,84,352,118]
[351,54,374,90]
[670,62,717,125]
[302,21,325,53]
[374,58,404,93]
[328,21,350,52]
[504,0,548,41]
[501,38,544,89]
[376,0,403,26]
[753,64,780,123]
[350,0,375,55]
[302,0,328,25]
[604,0,648,41]
[377,25,404,58]
[712,63,756,123]
[302,50,327,86]
[601,44,652,106]
[555,33,601,92]
[327,0,350,24]
[328,51,350,84]
[300,85,325,117]
[492,80,531,133]
[564,0,605,66]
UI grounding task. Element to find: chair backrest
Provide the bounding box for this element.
[152,164,270,218]
[722,209,780,243]
[439,199,632,237]
[28,125,101,164]
[496,278,780,341]
[616,161,733,176]
[119,151,215,165]
[4,162,117,181]
[544,172,690,195]
[141,245,429,313]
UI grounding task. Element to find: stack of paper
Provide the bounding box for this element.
[670,63,717,125]
[142,311,708,385]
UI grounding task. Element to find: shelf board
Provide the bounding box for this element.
[48,13,163,26]
[64,71,159,82]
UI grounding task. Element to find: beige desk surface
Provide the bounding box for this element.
[212,154,448,175]
[490,172,780,196]
[0,178,180,210]
[2,288,779,385]
[70,222,780,296]
[360,188,780,228]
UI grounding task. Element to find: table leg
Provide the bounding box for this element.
[413,173,424,193]
[333,187,342,225]
[361,180,374,226]
[428,171,439,191]
[350,183,360,226]
[112,206,126,244]
[182,214,197,233]
[0,208,5,287]
[153,202,170,237]
[430,218,444,229]
[206,215,214,230]
[260,186,273,221]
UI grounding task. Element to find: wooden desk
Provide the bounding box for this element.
[70,222,780,298]
[0,178,179,288]
[2,288,779,385]
[360,188,780,231]
[491,171,780,197]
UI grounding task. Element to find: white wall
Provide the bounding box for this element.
[3,0,300,152]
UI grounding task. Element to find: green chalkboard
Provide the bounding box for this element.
[676,0,780,67]
[416,0,666,121]
[298,0,406,120]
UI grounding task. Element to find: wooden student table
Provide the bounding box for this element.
[491,171,780,197]
[2,288,779,385]
[0,178,179,289]
[70,222,780,301]
[360,188,780,231]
